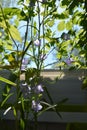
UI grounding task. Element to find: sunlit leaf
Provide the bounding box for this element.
[9,25,22,42]
[0,76,16,86]
[8,54,15,62]
[47,19,54,27]
[0,20,6,29]
[66,20,72,30]
[33,21,37,36]
[57,21,66,31]
[61,40,70,49]
[1,7,20,18]
[57,53,62,59]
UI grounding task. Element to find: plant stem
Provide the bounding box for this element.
[34,113,38,130]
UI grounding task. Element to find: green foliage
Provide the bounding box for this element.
[0,0,87,129]
[9,25,22,42]
[82,77,87,89]
[66,20,72,30]
[0,76,16,86]
[57,21,66,31]
[1,93,14,107]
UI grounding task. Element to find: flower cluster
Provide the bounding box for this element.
[33,84,44,94]
[34,39,47,59]
[32,84,43,112]
[32,100,42,112]
[21,82,44,112]
[65,57,74,65]
[20,82,31,98]
[21,57,29,71]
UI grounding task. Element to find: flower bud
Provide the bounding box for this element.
[34,39,41,46]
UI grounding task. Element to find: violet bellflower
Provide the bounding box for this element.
[21,83,31,98]
[34,84,44,94]
[32,100,42,112]
[65,57,74,65]
[22,57,29,65]
[21,64,26,71]
[34,39,41,46]
[21,58,29,71]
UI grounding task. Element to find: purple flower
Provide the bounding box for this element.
[65,58,74,65]
[34,39,41,46]
[62,33,70,40]
[21,58,29,71]
[22,58,29,65]
[34,84,44,94]
[21,64,26,71]
[21,83,31,98]
[32,100,42,112]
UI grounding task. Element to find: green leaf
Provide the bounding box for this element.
[57,53,62,59]
[81,77,87,89]
[47,19,54,27]
[38,101,57,116]
[8,53,15,62]
[13,107,17,117]
[1,93,13,107]
[9,25,22,42]
[20,118,25,130]
[61,0,71,6]
[0,45,4,52]
[0,76,16,86]
[0,20,6,29]
[57,21,66,31]
[33,21,37,36]
[25,68,40,80]
[66,20,72,30]
[0,7,20,18]
[61,40,70,49]
[66,123,71,130]
[44,18,54,27]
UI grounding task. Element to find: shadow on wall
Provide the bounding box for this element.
[0,69,87,105]
[0,69,87,124]
[41,69,87,105]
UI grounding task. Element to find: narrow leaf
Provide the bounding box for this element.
[1,93,13,107]
[0,76,16,86]
[4,107,12,115]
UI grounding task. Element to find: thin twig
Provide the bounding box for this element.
[44,60,58,68]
